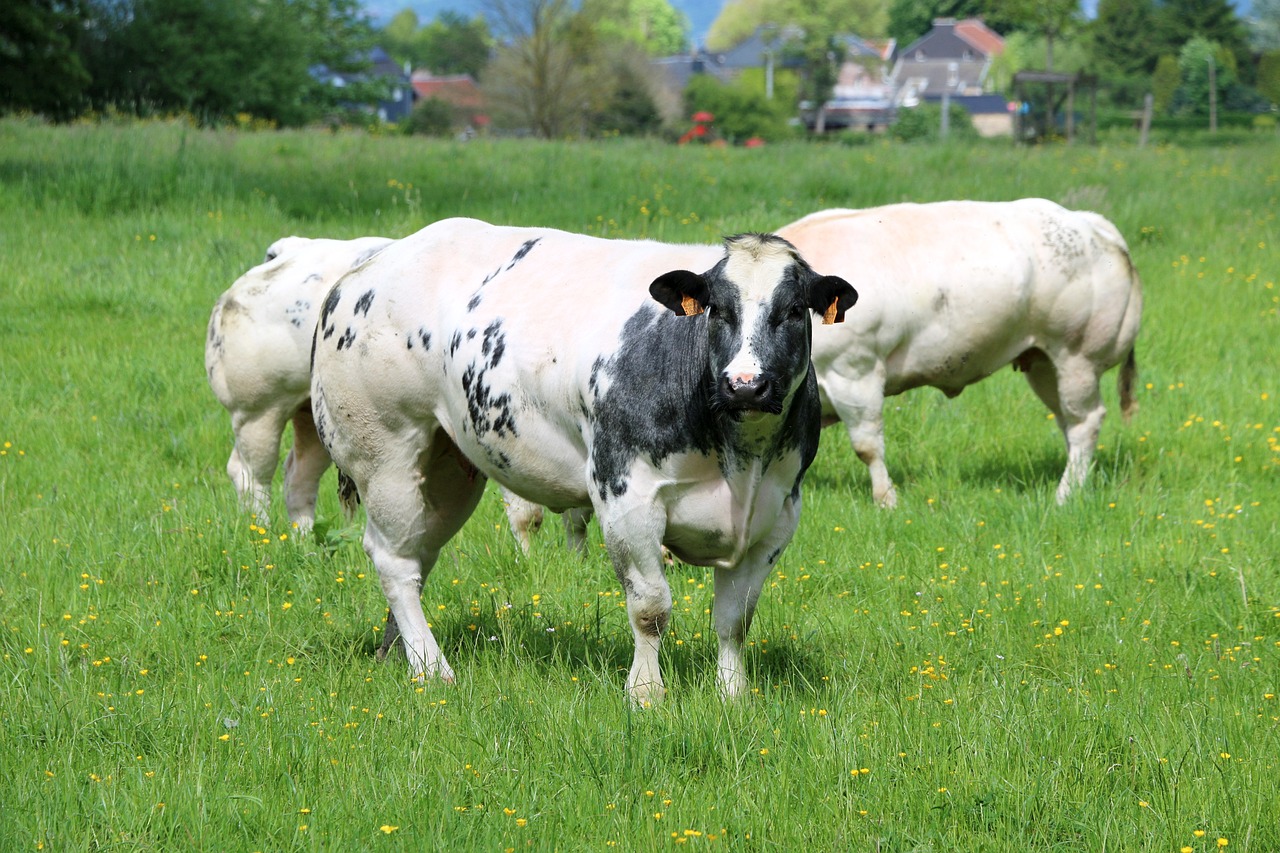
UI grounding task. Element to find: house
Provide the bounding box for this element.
[891,18,1004,105]
[310,46,414,123]
[410,72,489,131]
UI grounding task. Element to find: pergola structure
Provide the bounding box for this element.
[1013,71,1098,144]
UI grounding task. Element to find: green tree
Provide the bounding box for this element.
[708,0,886,53]
[683,71,794,141]
[482,0,590,137]
[987,0,1081,71]
[1258,50,1280,105]
[79,0,374,125]
[1151,53,1180,113]
[1248,0,1280,51]
[0,0,92,118]
[582,0,689,56]
[382,9,428,68]
[420,12,493,77]
[1155,0,1250,79]
[1089,0,1159,78]
[1177,35,1235,115]
[886,0,990,45]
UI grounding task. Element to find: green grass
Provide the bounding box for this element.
[1,116,1278,851]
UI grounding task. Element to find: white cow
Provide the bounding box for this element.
[310,218,856,703]
[777,198,1142,506]
[205,236,392,531]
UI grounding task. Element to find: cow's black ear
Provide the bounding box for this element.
[650,270,710,317]
[809,275,858,325]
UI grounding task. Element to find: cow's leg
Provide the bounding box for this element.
[713,492,801,698]
[1052,357,1107,504]
[361,428,487,680]
[282,403,331,535]
[501,489,543,554]
[1023,351,1105,503]
[825,371,895,507]
[562,507,593,556]
[597,498,670,705]
[227,408,291,524]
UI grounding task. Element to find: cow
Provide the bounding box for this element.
[776,198,1143,507]
[205,235,392,532]
[309,217,856,704]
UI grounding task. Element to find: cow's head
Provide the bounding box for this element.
[649,233,856,415]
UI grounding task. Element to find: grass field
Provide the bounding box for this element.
[1,117,1278,851]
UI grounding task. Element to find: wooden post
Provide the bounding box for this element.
[1139,92,1153,148]
[1066,80,1075,143]
[941,90,950,139]
[1208,55,1217,133]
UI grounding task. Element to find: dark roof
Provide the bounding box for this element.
[921,93,1010,114]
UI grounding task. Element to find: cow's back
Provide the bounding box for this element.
[781,199,1137,396]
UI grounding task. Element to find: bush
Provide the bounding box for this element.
[403,98,455,137]
[890,102,977,142]
[682,74,795,143]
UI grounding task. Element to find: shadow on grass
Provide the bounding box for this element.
[350,594,828,698]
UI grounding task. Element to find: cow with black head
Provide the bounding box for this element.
[311,218,855,704]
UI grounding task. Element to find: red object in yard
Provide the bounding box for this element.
[692,111,715,123]
[744,137,765,147]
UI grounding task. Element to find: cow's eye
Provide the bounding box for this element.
[789,304,806,320]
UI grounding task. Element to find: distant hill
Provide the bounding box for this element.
[363,0,727,48]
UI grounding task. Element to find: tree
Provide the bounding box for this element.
[482,0,590,137]
[1151,53,1180,113]
[0,0,92,118]
[420,12,493,77]
[886,0,989,45]
[79,0,375,126]
[1257,50,1280,105]
[581,0,689,56]
[709,0,886,52]
[1155,0,1250,79]
[1247,0,1280,51]
[1177,35,1235,115]
[988,0,1081,71]
[683,72,795,141]
[1089,0,1159,78]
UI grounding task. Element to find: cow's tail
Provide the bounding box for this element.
[338,469,361,519]
[1118,347,1138,424]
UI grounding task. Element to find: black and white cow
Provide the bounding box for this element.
[778,199,1142,506]
[310,218,856,703]
[205,236,392,531]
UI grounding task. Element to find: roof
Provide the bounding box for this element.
[898,18,1004,62]
[891,19,1004,99]
[411,73,484,109]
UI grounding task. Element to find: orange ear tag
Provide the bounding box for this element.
[681,295,705,316]
[822,298,840,325]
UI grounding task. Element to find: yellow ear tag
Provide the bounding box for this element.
[681,294,704,316]
[822,298,840,325]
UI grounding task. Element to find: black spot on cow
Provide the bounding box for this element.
[466,328,477,340]
[767,548,782,565]
[406,328,432,352]
[336,326,356,351]
[506,238,541,270]
[287,298,311,329]
[353,289,375,317]
[467,292,482,312]
[449,331,463,356]
[460,359,518,441]
[320,287,342,340]
[481,320,505,367]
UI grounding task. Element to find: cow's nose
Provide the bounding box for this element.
[721,372,771,405]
